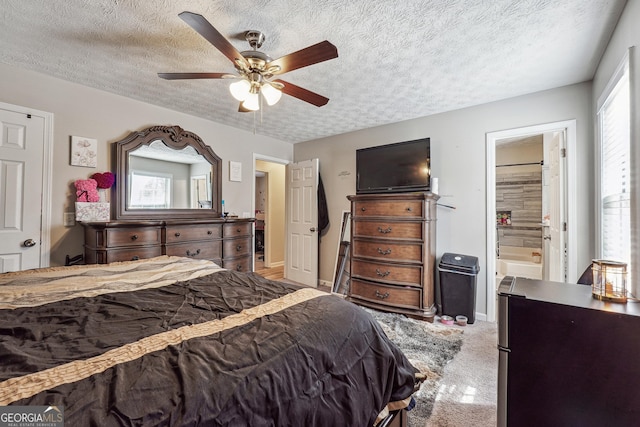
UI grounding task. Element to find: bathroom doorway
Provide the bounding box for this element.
[495,135,545,282]
[486,120,578,322]
[495,132,567,282]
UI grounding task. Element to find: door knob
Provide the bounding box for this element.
[23,239,37,247]
[543,235,551,240]
[310,227,317,232]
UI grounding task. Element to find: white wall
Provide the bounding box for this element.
[0,63,293,266]
[592,0,640,298]
[295,82,594,318]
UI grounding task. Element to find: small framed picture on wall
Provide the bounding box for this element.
[229,160,242,182]
[70,136,98,168]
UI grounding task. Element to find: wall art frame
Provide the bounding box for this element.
[70,136,97,167]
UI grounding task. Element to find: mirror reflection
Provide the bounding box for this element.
[127,140,212,210]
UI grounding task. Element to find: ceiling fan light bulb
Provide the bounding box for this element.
[242,92,260,111]
[261,83,282,106]
[229,79,251,101]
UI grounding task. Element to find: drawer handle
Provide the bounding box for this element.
[207,230,213,235]
[377,248,392,255]
[131,235,138,241]
[236,228,241,233]
[186,249,201,257]
[174,232,181,237]
[236,244,243,252]
[361,207,366,212]
[236,265,243,271]
[375,290,390,300]
[375,268,390,277]
[405,207,412,212]
[131,256,139,261]
[378,226,392,234]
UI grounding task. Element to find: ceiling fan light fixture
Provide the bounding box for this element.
[242,91,260,111]
[160,12,338,115]
[261,82,282,106]
[229,79,251,101]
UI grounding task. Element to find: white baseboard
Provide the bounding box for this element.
[265,261,284,268]
[318,279,332,288]
[475,312,488,322]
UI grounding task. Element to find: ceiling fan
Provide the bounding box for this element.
[158,11,338,112]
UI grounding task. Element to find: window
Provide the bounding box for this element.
[597,53,630,268]
[129,170,172,209]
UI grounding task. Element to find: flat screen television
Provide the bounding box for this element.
[356,138,430,194]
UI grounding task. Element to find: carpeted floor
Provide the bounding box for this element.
[426,319,498,427]
[364,307,498,427]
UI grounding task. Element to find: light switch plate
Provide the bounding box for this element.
[63,212,75,227]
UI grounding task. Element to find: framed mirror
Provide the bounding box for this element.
[113,125,222,220]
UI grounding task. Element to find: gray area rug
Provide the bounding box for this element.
[362,308,464,426]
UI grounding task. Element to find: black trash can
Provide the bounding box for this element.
[438,253,480,324]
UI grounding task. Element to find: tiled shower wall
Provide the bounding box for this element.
[496,170,542,250]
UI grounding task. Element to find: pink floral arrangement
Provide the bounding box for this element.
[74,179,100,202]
[91,172,115,189]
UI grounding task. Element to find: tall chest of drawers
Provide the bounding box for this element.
[347,192,438,322]
[82,218,254,272]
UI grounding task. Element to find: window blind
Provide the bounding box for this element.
[598,63,630,265]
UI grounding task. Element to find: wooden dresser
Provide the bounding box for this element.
[347,192,438,321]
[82,218,254,272]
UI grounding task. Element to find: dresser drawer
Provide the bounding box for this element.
[352,239,423,262]
[223,222,252,237]
[106,228,162,248]
[99,246,162,264]
[165,241,222,259]
[223,256,253,273]
[223,238,252,258]
[353,200,423,218]
[351,259,422,287]
[350,279,421,310]
[164,224,221,243]
[353,220,423,240]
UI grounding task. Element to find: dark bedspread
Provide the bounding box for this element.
[0,257,418,426]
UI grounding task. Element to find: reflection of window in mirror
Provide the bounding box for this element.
[129,170,172,208]
[191,175,208,208]
[128,141,200,210]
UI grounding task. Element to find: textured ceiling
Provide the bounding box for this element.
[0,0,627,143]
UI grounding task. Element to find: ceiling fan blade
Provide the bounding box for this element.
[273,79,329,107]
[158,72,233,80]
[178,11,250,70]
[267,41,338,74]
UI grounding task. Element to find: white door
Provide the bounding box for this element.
[0,106,46,272]
[545,131,566,281]
[285,159,319,286]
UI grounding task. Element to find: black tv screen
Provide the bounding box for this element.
[356,138,430,194]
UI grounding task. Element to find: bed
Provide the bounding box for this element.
[0,256,423,426]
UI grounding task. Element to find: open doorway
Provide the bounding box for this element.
[253,156,287,271]
[486,120,577,322]
[495,133,564,282]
